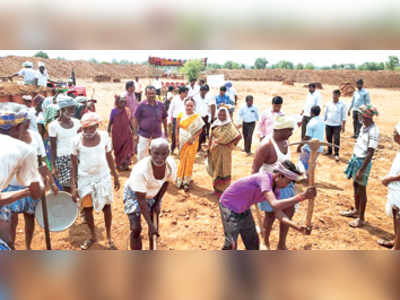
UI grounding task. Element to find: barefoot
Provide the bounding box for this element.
[277,245,288,250]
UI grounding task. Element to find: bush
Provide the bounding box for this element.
[180,59,205,81]
[305,63,315,70]
[296,63,304,70]
[34,51,49,59]
[385,56,399,70]
[254,57,268,69]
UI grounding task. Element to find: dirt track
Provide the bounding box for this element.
[13,79,400,250]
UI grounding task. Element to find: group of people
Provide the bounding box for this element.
[0,74,399,251]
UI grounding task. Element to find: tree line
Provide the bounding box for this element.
[33,51,400,71]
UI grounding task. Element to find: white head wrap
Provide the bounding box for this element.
[38,62,45,68]
[274,115,295,130]
[22,61,33,68]
[211,106,231,129]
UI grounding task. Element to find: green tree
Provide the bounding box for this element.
[385,56,399,70]
[180,59,205,81]
[254,57,268,69]
[89,58,98,64]
[296,63,304,70]
[34,51,49,59]
[320,66,331,70]
[305,63,315,70]
[357,62,384,71]
[276,60,294,69]
[112,59,119,64]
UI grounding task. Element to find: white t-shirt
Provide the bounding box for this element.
[353,124,380,158]
[9,130,46,186]
[72,131,112,177]
[166,91,174,101]
[126,156,177,199]
[187,84,200,98]
[27,107,38,132]
[152,79,162,90]
[226,86,237,103]
[17,68,37,84]
[303,91,322,117]
[48,118,81,157]
[0,135,41,190]
[388,152,400,192]
[194,93,214,118]
[36,70,49,87]
[168,95,185,119]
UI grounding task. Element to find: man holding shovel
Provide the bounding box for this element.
[124,138,176,250]
[252,115,297,250]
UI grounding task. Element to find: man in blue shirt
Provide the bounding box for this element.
[215,86,234,117]
[348,79,371,139]
[300,105,325,180]
[237,95,259,155]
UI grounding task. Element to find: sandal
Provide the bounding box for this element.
[349,218,364,228]
[80,238,96,250]
[340,208,358,218]
[378,239,394,249]
[183,184,190,192]
[108,239,117,250]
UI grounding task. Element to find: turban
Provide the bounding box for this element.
[359,104,378,119]
[225,81,232,88]
[22,95,32,101]
[274,162,301,182]
[38,62,45,68]
[274,115,295,130]
[22,61,33,68]
[75,96,88,103]
[80,112,102,128]
[396,122,400,135]
[57,96,76,109]
[0,103,28,130]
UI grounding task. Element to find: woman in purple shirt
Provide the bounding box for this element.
[219,160,316,250]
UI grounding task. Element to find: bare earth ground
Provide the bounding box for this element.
[14,79,400,250]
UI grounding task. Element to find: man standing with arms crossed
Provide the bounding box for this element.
[348,79,371,139]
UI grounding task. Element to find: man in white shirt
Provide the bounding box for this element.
[9,61,37,85]
[124,138,176,250]
[35,62,49,87]
[22,95,38,132]
[324,89,346,161]
[225,81,238,105]
[187,78,200,99]
[0,103,46,250]
[194,85,216,151]
[134,76,143,102]
[342,105,379,228]
[168,86,188,153]
[152,76,162,96]
[298,83,322,151]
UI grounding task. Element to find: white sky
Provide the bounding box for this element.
[1,50,400,67]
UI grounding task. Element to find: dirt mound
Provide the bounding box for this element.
[0,82,49,96]
[282,79,295,86]
[206,69,400,88]
[0,55,155,80]
[339,82,355,97]
[93,74,111,82]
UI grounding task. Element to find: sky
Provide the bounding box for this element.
[1,50,400,67]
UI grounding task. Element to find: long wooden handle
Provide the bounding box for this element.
[152,212,158,251]
[306,150,318,229]
[38,159,51,250]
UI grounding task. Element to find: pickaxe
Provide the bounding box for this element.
[289,138,340,234]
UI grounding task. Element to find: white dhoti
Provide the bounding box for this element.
[78,172,113,212]
[137,135,151,161]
